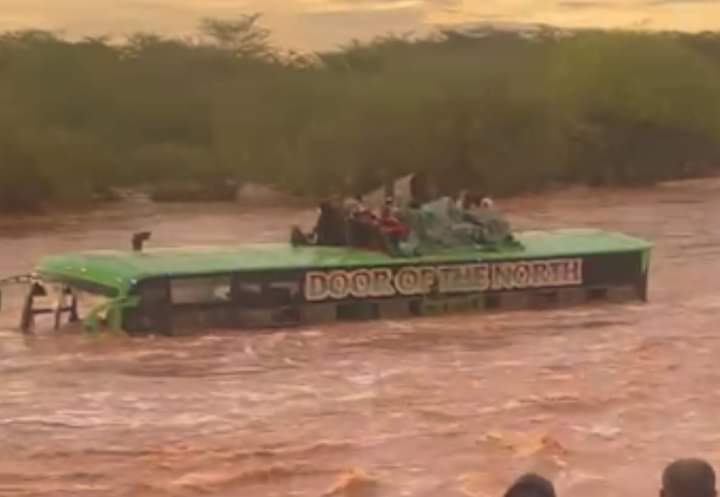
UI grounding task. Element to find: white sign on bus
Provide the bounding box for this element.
[304,258,583,301]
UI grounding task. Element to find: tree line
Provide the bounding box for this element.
[2,15,720,212]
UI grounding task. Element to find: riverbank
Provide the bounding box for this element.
[3,20,720,213]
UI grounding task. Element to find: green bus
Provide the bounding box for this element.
[3,228,652,335]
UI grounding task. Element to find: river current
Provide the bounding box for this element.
[1,180,719,497]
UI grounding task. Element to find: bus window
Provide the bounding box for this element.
[170,276,231,305]
[266,282,300,306]
[138,278,169,304]
[232,277,300,308]
[233,282,264,307]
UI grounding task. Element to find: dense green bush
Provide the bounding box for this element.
[1,17,720,212]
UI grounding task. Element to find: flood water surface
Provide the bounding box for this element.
[1,181,720,497]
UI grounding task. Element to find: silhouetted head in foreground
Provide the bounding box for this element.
[662,459,717,497]
[504,473,557,497]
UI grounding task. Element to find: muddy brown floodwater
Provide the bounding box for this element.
[1,180,720,497]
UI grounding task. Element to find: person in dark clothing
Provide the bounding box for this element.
[410,172,431,208]
[347,208,376,248]
[504,473,557,497]
[662,459,717,497]
[314,199,347,246]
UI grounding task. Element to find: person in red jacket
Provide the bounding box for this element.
[379,196,410,243]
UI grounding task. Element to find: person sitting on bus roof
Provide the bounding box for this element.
[462,194,514,246]
[409,171,433,209]
[379,196,410,245]
[457,190,489,211]
[314,197,348,247]
[346,202,380,249]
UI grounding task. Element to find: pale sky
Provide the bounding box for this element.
[0,0,717,50]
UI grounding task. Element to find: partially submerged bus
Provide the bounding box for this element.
[0,228,652,334]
